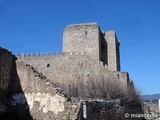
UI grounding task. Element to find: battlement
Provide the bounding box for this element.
[16,52,85,57]
[16,52,86,61]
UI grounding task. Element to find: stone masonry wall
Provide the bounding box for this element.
[16,52,129,91]
[0,47,16,115]
[16,23,124,90]
[0,48,15,91]
[10,61,82,120]
[16,52,107,84]
[63,23,121,71]
[85,99,123,120]
[63,23,100,63]
[104,31,120,71]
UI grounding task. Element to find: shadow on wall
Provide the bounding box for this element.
[0,54,33,120]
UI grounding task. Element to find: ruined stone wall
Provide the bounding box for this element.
[10,61,82,120]
[63,23,100,62]
[71,98,143,120]
[85,99,123,120]
[0,47,16,115]
[0,48,15,91]
[0,48,83,120]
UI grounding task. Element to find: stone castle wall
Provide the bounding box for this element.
[0,48,82,120]
[15,22,126,91]
[16,52,129,89]
[11,61,82,120]
[16,52,108,88]
[16,53,129,100]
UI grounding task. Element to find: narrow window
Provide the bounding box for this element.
[85,31,87,35]
[47,64,50,68]
[117,74,119,79]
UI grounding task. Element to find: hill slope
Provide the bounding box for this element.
[142,94,160,101]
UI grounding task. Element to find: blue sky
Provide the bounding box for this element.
[0,0,159,95]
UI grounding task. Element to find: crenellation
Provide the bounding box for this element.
[61,52,68,56]
[35,53,40,56]
[41,52,45,56]
[51,52,55,56]
[17,51,87,62]
[19,53,25,58]
[55,52,61,56]
[26,53,30,57]
[45,52,50,56]
[31,53,35,56]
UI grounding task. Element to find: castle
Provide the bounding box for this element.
[0,22,135,120]
[16,22,129,88]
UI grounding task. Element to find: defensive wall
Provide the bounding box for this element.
[16,23,125,91]
[13,61,82,120]
[0,48,135,120]
[16,51,129,95]
[0,47,82,120]
[0,22,140,119]
[1,23,125,93]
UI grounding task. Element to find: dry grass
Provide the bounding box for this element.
[55,77,142,106]
[55,77,143,119]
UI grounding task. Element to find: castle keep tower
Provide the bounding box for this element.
[63,22,120,71]
[63,22,100,62]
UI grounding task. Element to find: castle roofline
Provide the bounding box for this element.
[65,22,99,29]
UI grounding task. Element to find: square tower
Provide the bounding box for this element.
[63,22,100,62]
[104,31,120,71]
[63,22,121,71]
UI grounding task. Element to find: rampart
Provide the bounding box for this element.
[16,52,85,60]
[11,61,82,120]
[16,51,129,99]
[16,52,107,85]
[0,48,82,120]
